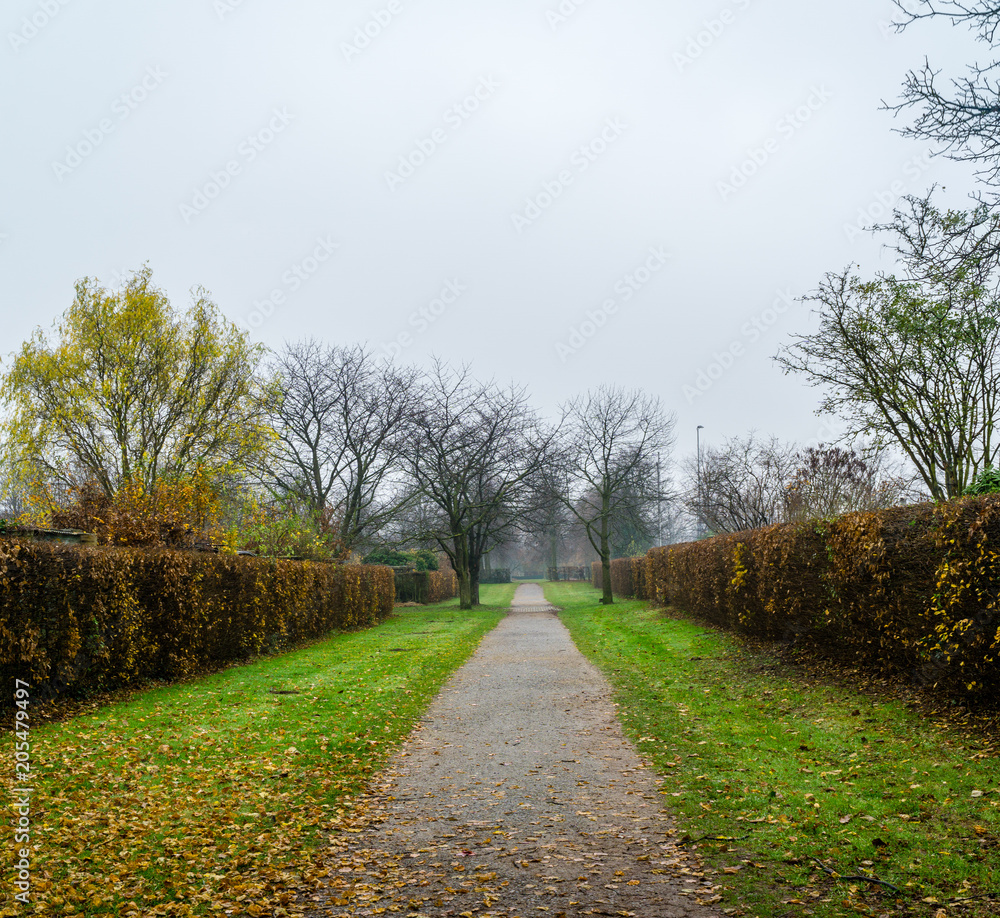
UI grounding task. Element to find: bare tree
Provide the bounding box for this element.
[518,465,575,576]
[876,190,1000,289]
[402,362,552,609]
[888,2,1000,188]
[266,340,416,553]
[784,445,920,521]
[687,432,797,535]
[559,386,675,604]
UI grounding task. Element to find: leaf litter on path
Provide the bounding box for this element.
[302,591,724,918]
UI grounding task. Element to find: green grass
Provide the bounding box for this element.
[1,585,513,918]
[545,581,1000,918]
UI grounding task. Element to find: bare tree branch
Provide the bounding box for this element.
[559,386,675,604]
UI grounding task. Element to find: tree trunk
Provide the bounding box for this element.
[453,533,473,610]
[458,568,472,609]
[600,496,614,605]
[469,544,483,607]
[470,566,481,607]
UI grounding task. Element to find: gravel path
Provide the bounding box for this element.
[309,584,724,918]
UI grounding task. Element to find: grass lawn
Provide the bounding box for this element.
[1,584,514,918]
[546,580,1000,918]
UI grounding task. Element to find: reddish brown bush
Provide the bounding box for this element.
[428,569,458,604]
[608,557,647,599]
[51,476,221,548]
[0,539,394,704]
[645,496,1000,699]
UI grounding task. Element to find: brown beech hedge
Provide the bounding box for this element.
[0,539,395,703]
[427,569,458,604]
[644,496,1000,700]
[591,558,647,600]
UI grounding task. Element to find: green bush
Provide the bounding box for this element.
[964,465,1000,495]
[362,547,439,570]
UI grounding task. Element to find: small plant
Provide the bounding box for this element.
[238,495,345,561]
[963,464,1000,495]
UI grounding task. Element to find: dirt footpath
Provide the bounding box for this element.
[308,584,724,918]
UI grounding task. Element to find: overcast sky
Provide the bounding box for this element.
[0,0,983,468]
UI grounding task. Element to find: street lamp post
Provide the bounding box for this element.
[656,452,662,547]
[696,425,704,539]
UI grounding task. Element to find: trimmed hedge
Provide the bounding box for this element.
[428,569,458,604]
[391,568,458,604]
[613,557,646,599]
[646,496,1000,700]
[591,558,647,599]
[0,539,394,704]
[548,566,587,582]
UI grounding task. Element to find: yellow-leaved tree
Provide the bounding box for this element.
[0,266,273,518]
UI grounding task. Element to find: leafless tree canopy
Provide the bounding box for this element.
[687,439,922,535]
[266,340,416,552]
[559,385,675,603]
[889,2,1000,188]
[401,361,552,609]
[784,446,920,520]
[687,433,797,535]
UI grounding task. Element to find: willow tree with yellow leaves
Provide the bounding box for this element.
[0,267,272,514]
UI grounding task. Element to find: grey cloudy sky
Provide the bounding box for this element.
[0,0,982,465]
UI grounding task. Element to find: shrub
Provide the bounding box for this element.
[609,557,646,599]
[237,494,345,561]
[964,465,1000,495]
[363,547,439,570]
[428,569,458,603]
[0,539,394,704]
[646,496,1000,700]
[51,474,222,548]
